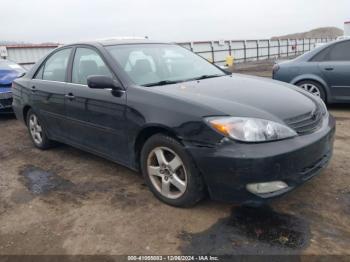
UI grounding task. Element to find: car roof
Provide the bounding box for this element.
[68,39,172,47]
[100,39,171,46]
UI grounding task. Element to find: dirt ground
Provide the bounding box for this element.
[0,62,350,257]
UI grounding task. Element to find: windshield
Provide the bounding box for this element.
[106,44,226,86]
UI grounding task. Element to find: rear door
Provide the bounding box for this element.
[64,46,129,164]
[318,41,350,100]
[30,48,72,139]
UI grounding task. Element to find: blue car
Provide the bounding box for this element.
[0,59,26,113]
[273,39,350,103]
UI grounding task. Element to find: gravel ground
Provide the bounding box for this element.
[0,62,349,256]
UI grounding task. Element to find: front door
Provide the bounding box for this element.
[64,47,129,164]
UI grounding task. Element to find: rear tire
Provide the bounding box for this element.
[26,109,54,150]
[140,134,205,207]
[297,80,326,102]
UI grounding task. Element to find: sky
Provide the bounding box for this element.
[1,0,349,43]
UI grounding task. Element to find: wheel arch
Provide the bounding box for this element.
[22,105,32,125]
[291,74,330,102]
[133,124,182,168]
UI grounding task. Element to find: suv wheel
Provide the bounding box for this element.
[140,134,205,207]
[297,80,326,102]
[26,109,54,149]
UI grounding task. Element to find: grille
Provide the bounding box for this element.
[0,98,13,108]
[284,106,323,135]
[0,92,12,99]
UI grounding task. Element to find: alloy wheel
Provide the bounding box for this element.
[300,83,321,97]
[29,114,43,145]
[147,146,187,199]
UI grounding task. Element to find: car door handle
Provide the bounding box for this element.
[65,93,75,100]
[324,67,334,71]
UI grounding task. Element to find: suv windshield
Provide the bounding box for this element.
[106,44,226,86]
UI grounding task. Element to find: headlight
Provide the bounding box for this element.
[317,98,329,118]
[205,117,297,142]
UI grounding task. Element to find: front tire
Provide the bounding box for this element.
[140,134,205,207]
[297,80,326,102]
[26,109,54,149]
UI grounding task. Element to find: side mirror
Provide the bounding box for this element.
[87,75,122,90]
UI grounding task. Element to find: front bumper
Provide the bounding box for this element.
[0,91,13,113]
[187,115,336,204]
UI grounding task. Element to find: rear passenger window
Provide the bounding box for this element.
[328,41,350,61]
[42,48,72,82]
[311,47,331,62]
[72,48,113,85]
[311,41,350,62]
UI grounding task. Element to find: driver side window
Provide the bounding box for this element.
[72,47,113,85]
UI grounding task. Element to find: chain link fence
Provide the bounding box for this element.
[178,38,336,65]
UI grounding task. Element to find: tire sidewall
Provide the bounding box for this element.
[140,134,203,207]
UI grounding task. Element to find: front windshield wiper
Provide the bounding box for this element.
[143,74,225,87]
[143,80,183,87]
[190,74,225,81]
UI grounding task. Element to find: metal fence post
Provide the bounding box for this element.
[256,40,259,61]
[302,38,305,53]
[295,40,297,56]
[287,39,289,57]
[309,38,311,50]
[243,41,247,62]
[228,41,232,56]
[267,40,270,60]
[190,42,194,52]
[210,41,215,63]
[278,39,281,58]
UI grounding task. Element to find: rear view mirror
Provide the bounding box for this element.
[87,75,122,90]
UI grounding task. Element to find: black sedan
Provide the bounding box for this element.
[12,40,335,207]
[273,39,350,103]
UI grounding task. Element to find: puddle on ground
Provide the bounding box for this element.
[18,165,148,209]
[179,205,310,255]
[20,166,74,195]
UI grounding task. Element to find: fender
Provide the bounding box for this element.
[290,74,331,102]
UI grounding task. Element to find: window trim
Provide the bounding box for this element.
[33,47,73,83]
[33,64,44,79]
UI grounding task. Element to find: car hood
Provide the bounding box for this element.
[151,74,317,123]
[0,69,22,86]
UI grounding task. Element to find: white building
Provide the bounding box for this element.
[345,21,350,37]
[0,44,59,70]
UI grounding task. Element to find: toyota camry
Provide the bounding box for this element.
[12,39,335,207]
